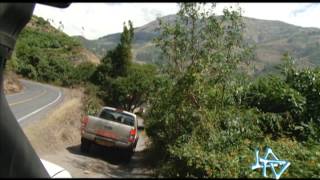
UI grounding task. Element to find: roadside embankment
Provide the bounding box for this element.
[23,88,84,155]
[4,71,23,94]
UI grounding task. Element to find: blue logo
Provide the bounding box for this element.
[251,147,290,179]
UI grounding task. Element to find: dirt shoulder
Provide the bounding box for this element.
[4,71,23,95]
[22,87,154,178]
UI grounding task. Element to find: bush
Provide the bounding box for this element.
[256,112,293,138]
[286,68,320,124]
[97,63,157,112]
[243,75,306,118]
[283,68,320,141]
[9,17,83,87]
[83,83,102,116]
[147,106,272,178]
[73,62,97,83]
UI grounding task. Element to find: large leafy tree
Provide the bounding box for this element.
[92,20,157,112]
[147,2,251,145]
[91,21,134,84]
[99,63,157,112]
[145,3,254,177]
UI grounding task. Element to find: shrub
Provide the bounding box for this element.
[286,68,320,124]
[83,83,102,116]
[74,62,97,83]
[243,75,306,118]
[97,63,158,112]
[147,106,265,178]
[10,17,82,87]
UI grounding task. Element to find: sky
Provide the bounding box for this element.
[33,3,320,40]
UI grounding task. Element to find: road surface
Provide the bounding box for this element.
[5,79,63,126]
[5,79,153,177]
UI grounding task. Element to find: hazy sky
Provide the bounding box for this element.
[33,3,320,40]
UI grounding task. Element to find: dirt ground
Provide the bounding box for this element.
[4,71,23,95]
[22,88,154,178]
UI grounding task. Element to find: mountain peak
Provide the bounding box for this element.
[75,14,320,73]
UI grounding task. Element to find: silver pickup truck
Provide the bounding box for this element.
[80,106,139,160]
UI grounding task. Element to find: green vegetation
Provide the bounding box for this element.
[7,15,157,116]
[89,21,158,113]
[97,63,157,112]
[109,20,134,78]
[144,3,320,178]
[6,16,102,116]
[7,16,97,87]
[7,6,320,178]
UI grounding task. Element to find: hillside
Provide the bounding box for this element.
[19,16,100,65]
[76,15,320,74]
[6,15,100,87]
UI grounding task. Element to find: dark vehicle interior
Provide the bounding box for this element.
[0,3,70,177]
[100,109,135,126]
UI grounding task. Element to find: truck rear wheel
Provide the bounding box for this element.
[80,138,91,153]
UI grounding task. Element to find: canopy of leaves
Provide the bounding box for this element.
[145,3,320,178]
[90,21,158,112]
[98,63,157,112]
[8,16,94,87]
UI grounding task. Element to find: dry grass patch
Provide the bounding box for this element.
[4,71,23,94]
[23,89,85,156]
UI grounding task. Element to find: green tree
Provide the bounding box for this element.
[90,50,113,84]
[99,63,157,112]
[145,3,254,177]
[148,2,250,144]
[91,20,158,113]
[91,20,134,84]
[74,61,97,83]
[110,20,134,78]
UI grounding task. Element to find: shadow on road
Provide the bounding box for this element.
[66,144,130,165]
[66,143,154,178]
[65,127,154,177]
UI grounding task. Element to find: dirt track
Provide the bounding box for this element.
[22,88,154,178]
[41,129,153,178]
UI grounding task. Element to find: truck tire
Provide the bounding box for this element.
[80,138,91,153]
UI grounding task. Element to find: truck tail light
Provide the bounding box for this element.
[81,116,89,135]
[128,128,136,143]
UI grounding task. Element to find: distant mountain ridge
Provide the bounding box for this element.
[75,14,320,74]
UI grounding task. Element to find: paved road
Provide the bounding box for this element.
[5,80,153,177]
[5,79,64,126]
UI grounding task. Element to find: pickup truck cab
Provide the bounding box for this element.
[80,106,139,160]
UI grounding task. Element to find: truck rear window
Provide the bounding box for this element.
[99,109,135,126]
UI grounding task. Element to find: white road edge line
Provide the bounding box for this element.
[17,89,62,122]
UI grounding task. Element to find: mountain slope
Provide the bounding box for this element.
[76,15,320,74]
[6,15,101,87]
[20,16,100,65]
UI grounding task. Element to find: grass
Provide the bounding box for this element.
[23,88,85,156]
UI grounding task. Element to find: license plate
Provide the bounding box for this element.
[96,129,117,140]
[95,139,114,147]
